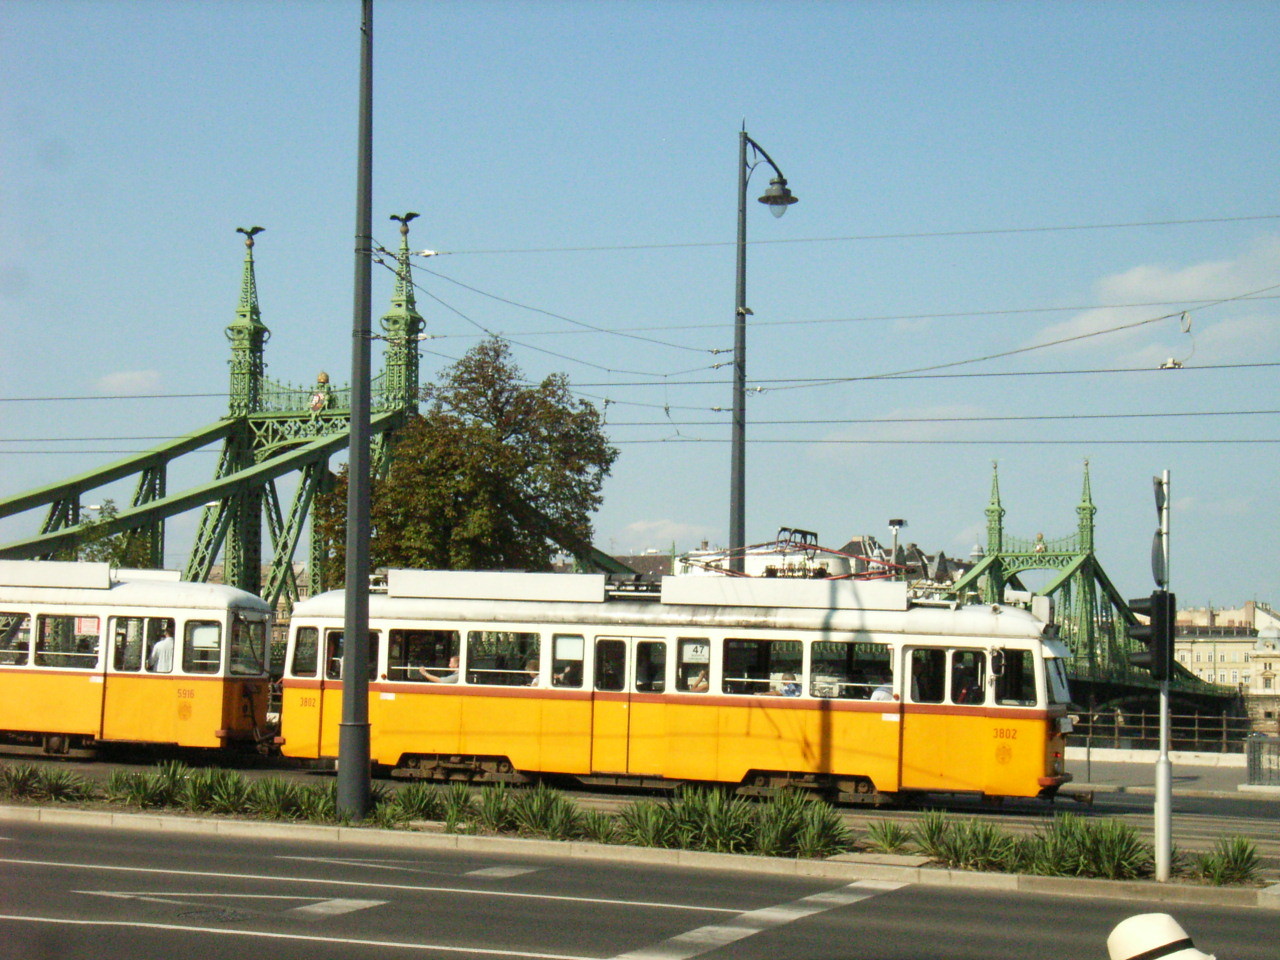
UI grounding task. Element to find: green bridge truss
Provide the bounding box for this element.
[0,218,628,612]
[951,462,1207,690]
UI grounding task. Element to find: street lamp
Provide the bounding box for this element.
[888,519,907,580]
[730,129,798,573]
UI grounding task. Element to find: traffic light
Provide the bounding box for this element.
[1128,589,1176,681]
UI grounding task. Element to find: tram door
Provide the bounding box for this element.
[590,636,667,776]
[899,646,987,792]
[591,638,631,774]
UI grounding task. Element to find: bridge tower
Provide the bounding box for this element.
[954,461,1135,679]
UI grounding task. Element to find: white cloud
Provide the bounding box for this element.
[96,369,161,395]
[1025,236,1280,364]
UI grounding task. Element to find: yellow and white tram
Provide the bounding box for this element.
[0,560,272,753]
[280,570,1074,801]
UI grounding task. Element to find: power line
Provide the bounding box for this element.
[413,263,718,354]
[425,214,1280,257]
[567,360,1280,390]
[611,437,1280,446]
[371,252,724,381]
[490,294,1280,339]
[602,409,1280,428]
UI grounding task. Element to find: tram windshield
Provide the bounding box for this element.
[1046,656,1072,705]
[229,613,268,676]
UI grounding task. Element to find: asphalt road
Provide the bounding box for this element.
[0,820,1273,960]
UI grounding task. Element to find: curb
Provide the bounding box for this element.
[3,804,1276,909]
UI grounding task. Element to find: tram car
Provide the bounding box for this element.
[0,560,272,754]
[280,570,1074,802]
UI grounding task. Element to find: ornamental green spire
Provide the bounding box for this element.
[1077,458,1097,552]
[985,460,1005,556]
[226,226,270,417]
[380,212,425,411]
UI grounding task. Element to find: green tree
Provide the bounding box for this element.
[74,499,155,567]
[314,338,617,583]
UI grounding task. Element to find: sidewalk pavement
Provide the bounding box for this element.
[1063,746,1279,799]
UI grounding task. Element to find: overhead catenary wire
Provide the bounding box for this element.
[417,213,1280,257]
[370,251,725,381]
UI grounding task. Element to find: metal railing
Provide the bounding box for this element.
[1073,709,1251,754]
[1246,737,1280,785]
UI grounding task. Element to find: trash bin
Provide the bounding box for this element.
[1246,735,1280,785]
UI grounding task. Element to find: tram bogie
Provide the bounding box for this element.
[280,569,1074,803]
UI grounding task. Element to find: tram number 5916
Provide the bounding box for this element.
[992,727,1017,740]
[177,688,196,700]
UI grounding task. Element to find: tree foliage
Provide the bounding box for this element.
[314,339,617,584]
[73,499,155,567]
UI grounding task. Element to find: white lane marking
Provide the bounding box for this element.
[0,857,735,914]
[0,914,598,959]
[467,866,539,878]
[609,880,907,960]
[287,897,386,918]
[277,855,428,874]
[75,891,385,918]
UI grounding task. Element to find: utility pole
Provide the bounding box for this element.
[337,0,374,821]
[1153,470,1172,881]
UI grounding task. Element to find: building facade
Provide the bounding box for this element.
[1175,602,1280,735]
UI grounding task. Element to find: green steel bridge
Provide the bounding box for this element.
[0,218,628,614]
[952,462,1225,702]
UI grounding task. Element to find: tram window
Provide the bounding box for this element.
[109,617,174,673]
[292,627,319,678]
[635,640,667,692]
[722,639,802,696]
[810,640,891,699]
[595,639,625,692]
[184,621,222,674]
[229,616,267,676]
[994,649,1037,706]
[322,631,381,681]
[909,648,946,703]
[950,650,986,705]
[467,630,540,686]
[1046,658,1071,705]
[0,612,31,666]
[676,637,710,692]
[390,629,460,682]
[552,634,584,688]
[34,615,99,669]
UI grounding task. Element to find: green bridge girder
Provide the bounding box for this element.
[0,220,632,611]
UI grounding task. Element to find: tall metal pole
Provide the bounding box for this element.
[337,0,373,820]
[730,131,749,573]
[1154,469,1172,880]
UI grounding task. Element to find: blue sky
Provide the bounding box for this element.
[1,0,1277,608]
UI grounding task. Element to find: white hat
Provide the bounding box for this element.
[1107,914,1214,960]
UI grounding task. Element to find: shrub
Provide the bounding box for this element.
[668,787,755,854]
[245,776,305,820]
[1196,836,1260,886]
[865,819,912,854]
[0,763,42,799]
[793,799,854,859]
[617,799,676,848]
[511,784,580,840]
[297,782,338,822]
[31,768,96,803]
[753,789,811,858]
[442,782,475,832]
[580,809,617,844]
[911,810,953,860]
[394,781,445,822]
[476,784,518,834]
